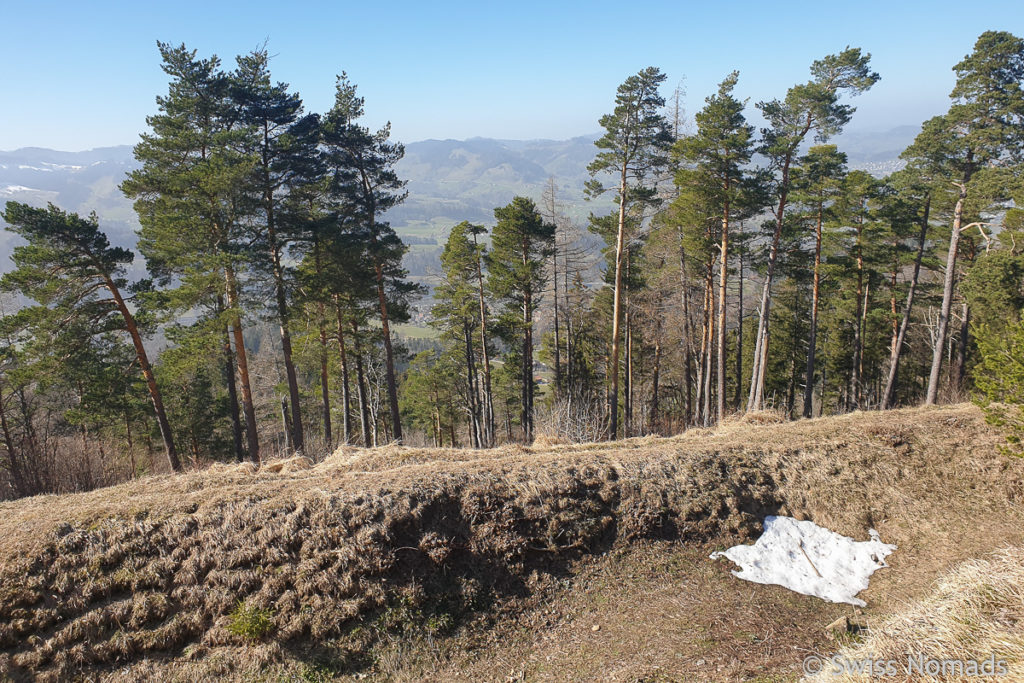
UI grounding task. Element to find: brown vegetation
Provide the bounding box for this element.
[0,404,1021,681]
[807,545,1024,682]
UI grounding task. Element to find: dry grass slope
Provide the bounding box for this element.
[807,545,1024,682]
[0,405,1020,681]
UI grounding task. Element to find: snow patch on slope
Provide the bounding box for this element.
[710,516,896,607]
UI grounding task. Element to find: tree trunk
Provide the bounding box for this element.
[372,254,403,443]
[820,329,829,416]
[651,335,661,433]
[432,395,440,446]
[927,184,968,404]
[851,217,866,410]
[889,260,899,359]
[749,126,807,412]
[882,198,929,409]
[464,321,481,448]
[318,309,332,449]
[625,308,633,436]
[955,302,970,395]
[314,243,332,449]
[522,273,534,443]
[608,158,629,440]
[357,166,404,444]
[0,388,22,494]
[702,289,714,428]
[125,411,137,478]
[268,238,303,452]
[735,239,744,410]
[351,321,372,447]
[471,230,495,447]
[225,265,260,462]
[553,227,562,399]
[104,275,180,472]
[679,234,694,427]
[857,278,870,407]
[280,396,292,452]
[802,202,824,418]
[717,198,729,424]
[260,139,304,452]
[697,259,714,426]
[221,314,245,463]
[624,256,633,437]
[334,300,353,444]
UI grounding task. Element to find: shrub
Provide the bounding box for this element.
[226,600,274,640]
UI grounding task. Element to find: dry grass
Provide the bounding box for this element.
[0,404,1020,681]
[806,545,1024,682]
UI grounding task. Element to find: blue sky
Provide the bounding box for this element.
[1,0,1022,150]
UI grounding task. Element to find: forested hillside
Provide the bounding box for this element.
[1,31,1023,499]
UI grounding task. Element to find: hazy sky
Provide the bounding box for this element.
[2,0,1022,150]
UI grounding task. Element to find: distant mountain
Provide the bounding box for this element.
[0,146,141,273]
[0,126,916,275]
[391,135,598,238]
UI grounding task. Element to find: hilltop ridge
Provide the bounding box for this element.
[1,404,1021,681]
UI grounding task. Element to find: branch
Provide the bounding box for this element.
[958,221,996,253]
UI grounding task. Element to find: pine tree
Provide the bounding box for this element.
[747,48,879,411]
[321,74,414,443]
[834,170,884,408]
[1,203,181,471]
[879,168,933,409]
[122,41,260,462]
[487,197,555,443]
[790,144,847,416]
[901,32,1024,404]
[233,48,322,453]
[674,71,757,423]
[586,67,673,439]
[432,222,492,447]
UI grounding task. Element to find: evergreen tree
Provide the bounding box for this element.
[880,167,934,409]
[487,197,555,442]
[748,48,879,411]
[901,31,1024,404]
[321,74,415,443]
[0,203,180,471]
[833,170,885,408]
[401,350,459,446]
[122,41,260,461]
[790,144,847,416]
[432,222,492,447]
[674,71,757,422]
[586,67,673,439]
[234,47,322,452]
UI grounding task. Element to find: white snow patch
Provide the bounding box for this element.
[41,162,83,170]
[710,516,896,607]
[17,165,52,172]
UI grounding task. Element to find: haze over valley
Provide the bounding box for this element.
[0,126,913,281]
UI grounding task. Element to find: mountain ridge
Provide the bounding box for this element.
[0,126,914,275]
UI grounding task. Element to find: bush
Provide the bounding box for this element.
[226,600,274,640]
